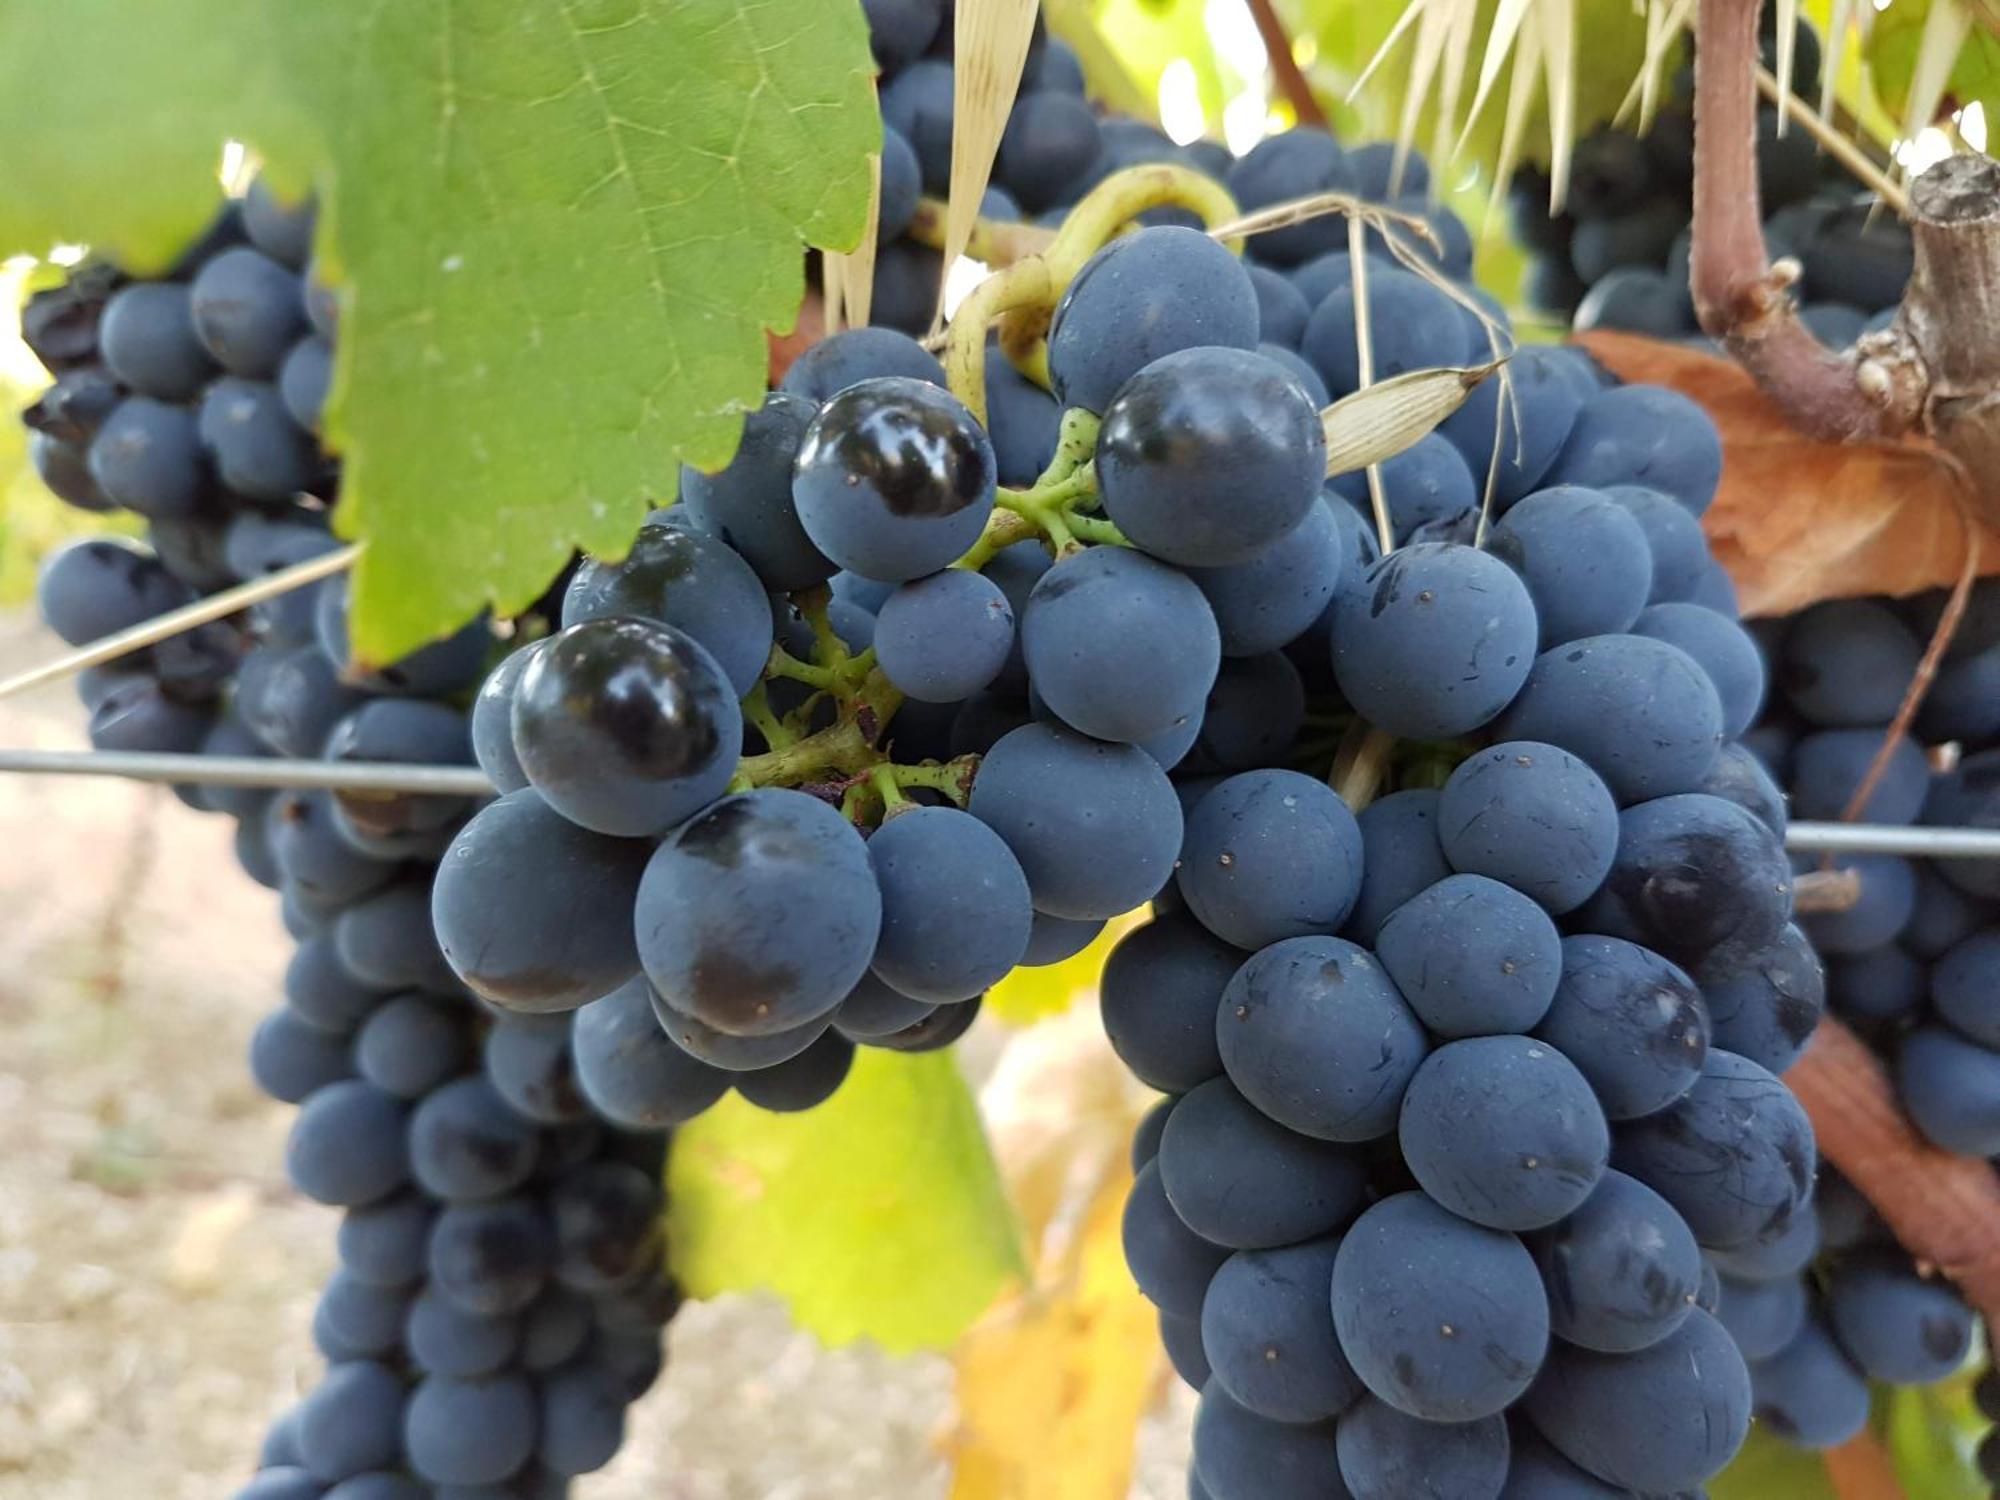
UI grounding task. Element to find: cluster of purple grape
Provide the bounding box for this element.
[23,191,684,1500]
[1511,16,1911,349]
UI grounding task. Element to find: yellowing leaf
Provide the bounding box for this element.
[1576,331,2000,616]
[984,913,1141,1026]
[667,1048,1026,1354]
[950,1007,1165,1500]
[948,1161,1163,1500]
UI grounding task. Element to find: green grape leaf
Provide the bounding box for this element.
[1866,0,2000,127]
[0,0,880,665]
[1884,1377,1987,1499]
[666,1047,1028,1353]
[1707,1426,1838,1500]
[0,0,305,271]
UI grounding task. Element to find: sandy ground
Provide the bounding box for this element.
[0,612,1196,1500]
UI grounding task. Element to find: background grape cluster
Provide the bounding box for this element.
[1511,15,1914,348]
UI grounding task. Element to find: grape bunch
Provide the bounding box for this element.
[863,0,1472,341]
[1512,16,1913,349]
[24,187,691,1500]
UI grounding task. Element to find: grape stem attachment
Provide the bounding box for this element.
[941,163,1242,425]
[958,409,1116,567]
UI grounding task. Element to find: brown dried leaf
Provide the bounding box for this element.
[1576,331,1999,616]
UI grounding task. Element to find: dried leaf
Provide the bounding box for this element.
[1577,332,1999,615]
[1323,361,1503,477]
[950,1007,1162,1500]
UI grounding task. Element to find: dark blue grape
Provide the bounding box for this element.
[429,1196,552,1317]
[334,878,457,993]
[1326,433,1478,543]
[983,346,1061,486]
[1048,227,1260,414]
[267,788,396,905]
[1096,345,1325,566]
[1522,1309,1748,1491]
[199,376,315,500]
[1247,264,1311,348]
[243,176,317,266]
[1332,542,1539,739]
[1186,501,1344,657]
[1096,916,1232,1096]
[997,91,1101,210]
[1176,770,1362,951]
[680,391,834,591]
[831,972,936,1040]
[1437,741,1619,914]
[1706,1204,1822,1282]
[355,994,473,1100]
[1777,598,1921,726]
[1302,269,1477,400]
[561,520,774,697]
[100,282,214,399]
[1825,943,1926,1027]
[1438,346,1587,511]
[1497,1428,1628,1498]
[792,376,996,582]
[483,1015,586,1125]
[877,125,923,240]
[1158,1077,1367,1249]
[1399,1035,1608,1230]
[1200,1238,1361,1423]
[571,978,731,1129]
[1541,385,1724,515]
[1336,1399,1510,1500]
[296,1360,405,1482]
[407,1287,521,1376]
[1824,1247,1974,1383]
[1183,652,1306,774]
[1630,602,1767,739]
[1748,1315,1871,1450]
[638,789,881,1035]
[471,643,541,795]
[410,1076,540,1201]
[1534,935,1707,1121]
[404,1372,538,1486]
[1789,727,1929,824]
[1332,1192,1549,1422]
[511,617,741,838]
[1487,485,1652,646]
[250,1006,355,1103]
[336,1192,434,1287]
[1376,874,1563,1037]
[1584,793,1793,964]
[315,1267,412,1359]
[87,674,213,752]
[1218,935,1427,1142]
[1796,852,1916,954]
[1527,1168,1700,1354]
[1712,1272,1807,1359]
[1693,923,1825,1074]
[969,722,1182,920]
[535,1362,625,1476]
[876,567,1015,703]
[734,1030,857,1112]
[1191,1383,1343,1500]
[868,805,1032,1003]
[1123,1160,1228,1319]
[1223,128,1358,263]
[1329,797,1445,953]
[1599,484,1707,604]
[1495,634,1723,803]
[191,246,307,377]
[880,57,954,189]
[1160,1310,1211,1391]
[1699,741,1789,834]
[433,788,649,1014]
[286,1080,410,1207]
[87,395,205,516]
[1613,1049,1814,1250]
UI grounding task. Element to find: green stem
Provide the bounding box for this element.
[890,756,980,808]
[1036,409,1101,487]
[870,763,914,816]
[1066,515,1128,549]
[766,644,837,689]
[741,681,797,751]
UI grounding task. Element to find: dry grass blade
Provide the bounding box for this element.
[1428,0,1479,189]
[1821,0,1854,121]
[1347,0,1435,106]
[939,0,1041,330]
[1322,360,1504,479]
[1345,216,1394,555]
[1485,15,1546,215]
[1757,66,1910,215]
[1207,193,1439,254]
[1774,0,1799,131]
[1392,0,1466,204]
[1613,0,1695,131]
[827,151,884,333]
[1457,0,1536,160]
[1901,0,1973,162]
[1538,0,1577,212]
